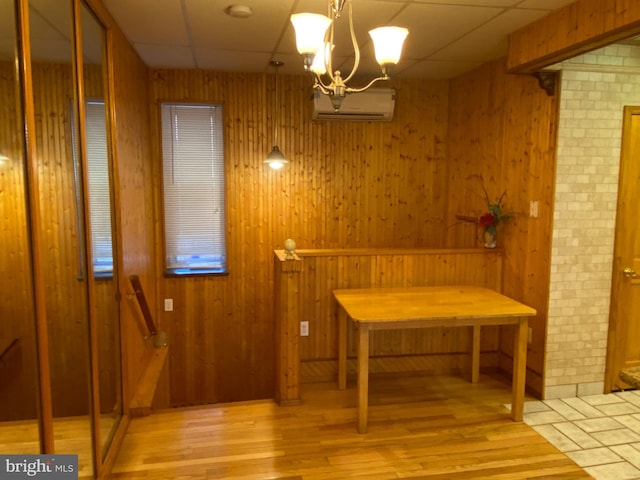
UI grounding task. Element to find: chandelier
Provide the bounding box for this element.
[290,0,408,112]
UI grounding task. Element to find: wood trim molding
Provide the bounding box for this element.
[294,247,494,257]
[507,0,640,74]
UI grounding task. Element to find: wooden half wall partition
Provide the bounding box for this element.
[274,248,514,405]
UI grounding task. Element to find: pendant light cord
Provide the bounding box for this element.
[274,65,279,146]
[270,60,283,147]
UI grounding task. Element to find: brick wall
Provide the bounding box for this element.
[546,44,640,398]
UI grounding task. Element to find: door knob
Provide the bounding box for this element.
[623,267,638,278]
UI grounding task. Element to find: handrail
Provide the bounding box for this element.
[129,275,157,337]
[0,338,19,365]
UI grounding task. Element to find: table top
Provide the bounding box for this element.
[333,285,536,324]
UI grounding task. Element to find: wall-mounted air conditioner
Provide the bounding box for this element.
[312,88,396,121]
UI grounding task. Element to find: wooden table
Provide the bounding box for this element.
[333,285,537,433]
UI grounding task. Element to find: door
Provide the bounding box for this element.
[605,105,640,392]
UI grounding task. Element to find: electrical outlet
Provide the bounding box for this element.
[164,298,173,312]
[300,320,309,337]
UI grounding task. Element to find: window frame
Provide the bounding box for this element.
[159,101,228,277]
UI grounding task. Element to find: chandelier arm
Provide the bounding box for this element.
[344,75,389,94]
[325,19,336,84]
[313,74,333,95]
[342,0,360,84]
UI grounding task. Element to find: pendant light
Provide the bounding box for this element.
[264,60,288,170]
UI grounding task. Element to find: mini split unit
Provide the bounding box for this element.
[312,88,396,121]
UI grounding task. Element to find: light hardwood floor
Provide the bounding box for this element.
[110,372,593,479]
[0,414,118,478]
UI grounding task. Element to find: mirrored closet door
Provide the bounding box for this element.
[0,0,41,455]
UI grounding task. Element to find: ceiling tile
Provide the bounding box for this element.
[103,0,188,44]
[429,8,552,62]
[517,0,575,9]
[394,3,504,60]
[195,48,273,72]
[135,43,196,69]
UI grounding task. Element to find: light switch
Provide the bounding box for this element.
[164,298,173,311]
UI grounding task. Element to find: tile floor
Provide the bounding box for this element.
[523,389,640,480]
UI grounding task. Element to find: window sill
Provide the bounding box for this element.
[164,268,229,277]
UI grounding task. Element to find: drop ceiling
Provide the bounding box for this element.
[101,0,578,79]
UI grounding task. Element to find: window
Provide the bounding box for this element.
[161,103,226,274]
[85,101,113,275]
[72,100,113,277]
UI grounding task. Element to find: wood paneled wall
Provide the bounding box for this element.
[108,26,156,411]
[446,59,559,396]
[31,62,93,417]
[0,61,38,420]
[148,71,450,406]
[26,54,558,408]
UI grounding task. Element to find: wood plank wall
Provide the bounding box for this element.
[5,51,560,411]
[108,26,156,411]
[7,0,625,421]
[149,71,451,406]
[31,62,92,417]
[0,61,38,420]
[446,59,559,396]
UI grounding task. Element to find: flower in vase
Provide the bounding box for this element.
[474,176,513,243]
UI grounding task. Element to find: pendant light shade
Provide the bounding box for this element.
[265,145,286,170]
[264,60,288,170]
[290,13,332,69]
[369,26,409,68]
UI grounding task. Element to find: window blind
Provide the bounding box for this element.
[161,103,226,273]
[85,100,113,274]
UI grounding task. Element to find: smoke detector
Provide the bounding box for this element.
[226,4,253,18]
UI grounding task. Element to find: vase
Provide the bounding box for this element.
[484,230,497,248]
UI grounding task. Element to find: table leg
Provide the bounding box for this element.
[357,323,370,434]
[471,325,480,383]
[511,318,528,421]
[338,307,347,390]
